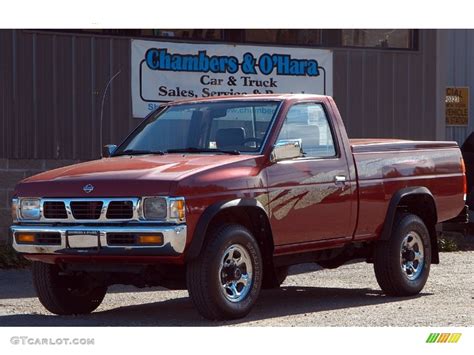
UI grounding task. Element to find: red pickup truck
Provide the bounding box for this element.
[11,94,466,320]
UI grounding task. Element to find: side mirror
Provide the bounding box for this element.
[102,144,117,158]
[270,139,303,163]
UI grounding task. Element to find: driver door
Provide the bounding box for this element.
[265,102,354,246]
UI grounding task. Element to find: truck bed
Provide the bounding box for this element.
[349,138,464,239]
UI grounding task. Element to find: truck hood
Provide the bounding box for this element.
[15,154,259,197]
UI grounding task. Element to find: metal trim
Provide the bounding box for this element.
[11,224,187,255]
[13,196,186,224]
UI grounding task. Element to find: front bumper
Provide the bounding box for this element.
[11,224,187,256]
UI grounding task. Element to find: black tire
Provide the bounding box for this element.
[186,224,263,320]
[262,266,288,289]
[374,213,431,296]
[32,262,107,315]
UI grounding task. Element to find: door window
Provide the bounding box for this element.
[276,103,336,158]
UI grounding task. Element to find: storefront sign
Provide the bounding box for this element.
[446,87,469,126]
[131,40,333,118]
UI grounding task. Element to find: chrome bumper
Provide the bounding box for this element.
[11,224,187,256]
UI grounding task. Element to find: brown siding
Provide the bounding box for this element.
[0,29,438,161]
[333,30,437,140]
[0,30,133,161]
[443,29,474,145]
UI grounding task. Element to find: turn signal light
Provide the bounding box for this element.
[138,235,163,245]
[175,199,185,220]
[16,233,35,244]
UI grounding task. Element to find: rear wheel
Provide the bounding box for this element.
[374,213,431,296]
[186,224,263,320]
[32,262,107,315]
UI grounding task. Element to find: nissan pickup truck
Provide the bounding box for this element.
[10,94,467,320]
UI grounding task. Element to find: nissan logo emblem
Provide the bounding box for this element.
[83,184,94,194]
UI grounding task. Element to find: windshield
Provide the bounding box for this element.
[114,100,281,156]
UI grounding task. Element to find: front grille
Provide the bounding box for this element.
[31,198,140,222]
[43,202,67,219]
[107,233,138,246]
[36,232,61,245]
[70,201,103,220]
[106,201,133,219]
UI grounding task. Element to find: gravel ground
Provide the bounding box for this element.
[0,251,472,326]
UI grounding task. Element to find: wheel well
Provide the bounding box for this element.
[398,194,437,226]
[206,207,275,268]
[397,193,439,264]
[207,207,274,255]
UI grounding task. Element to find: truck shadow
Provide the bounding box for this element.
[0,286,432,326]
[0,263,332,300]
[0,269,174,300]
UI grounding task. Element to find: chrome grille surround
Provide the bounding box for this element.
[12,197,186,224]
[13,197,141,223]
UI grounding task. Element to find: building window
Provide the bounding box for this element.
[244,29,322,46]
[153,29,223,41]
[243,29,416,50]
[340,29,414,49]
[63,29,224,41]
[40,29,417,50]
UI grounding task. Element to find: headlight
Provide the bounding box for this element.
[143,197,167,220]
[142,197,185,222]
[20,198,41,220]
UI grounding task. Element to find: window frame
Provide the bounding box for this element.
[113,100,284,156]
[273,101,341,161]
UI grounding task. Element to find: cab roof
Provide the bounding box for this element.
[166,93,330,106]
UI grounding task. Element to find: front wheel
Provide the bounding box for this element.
[32,262,107,315]
[186,224,263,320]
[374,213,431,296]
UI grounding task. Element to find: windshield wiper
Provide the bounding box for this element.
[113,149,165,157]
[167,147,240,155]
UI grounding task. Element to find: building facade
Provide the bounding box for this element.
[0,29,471,242]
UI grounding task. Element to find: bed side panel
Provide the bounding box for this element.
[353,147,464,240]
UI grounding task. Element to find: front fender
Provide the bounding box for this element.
[185,198,268,261]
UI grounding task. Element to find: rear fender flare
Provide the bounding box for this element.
[380,186,437,241]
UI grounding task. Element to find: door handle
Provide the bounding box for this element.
[334,175,346,184]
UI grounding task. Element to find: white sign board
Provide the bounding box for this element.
[131,39,333,118]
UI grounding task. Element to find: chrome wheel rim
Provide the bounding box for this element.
[219,244,253,303]
[400,231,424,281]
